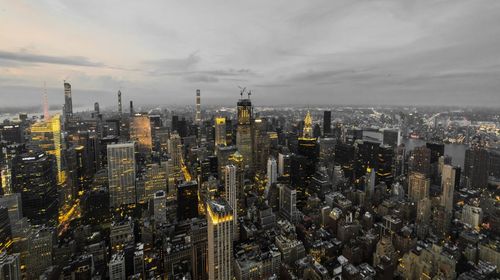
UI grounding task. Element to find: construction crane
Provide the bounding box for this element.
[238,86,252,99]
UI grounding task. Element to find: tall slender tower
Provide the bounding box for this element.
[215,117,227,146]
[441,165,457,214]
[43,82,49,120]
[224,164,238,239]
[129,100,134,116]
[63,82,73,120]
[267,157,277,187]
[236,90,253,169]
[207,199,233,280]
[195,89,201,123]
[117,90,122,116]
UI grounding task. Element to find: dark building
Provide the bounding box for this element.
[323,111,332,136]
[382,129,399,148]
[334,142,356,181]
[177,181,199,221]
[11,151,58,225]
[464,147,489,188]
[81,187,110,225]
[64,82,73,121]
[410,146,431,176]
[0,207,11,252]
[487,148,500,179]
[0,124,23,144]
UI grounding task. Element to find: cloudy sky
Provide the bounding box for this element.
[1,0,500,109]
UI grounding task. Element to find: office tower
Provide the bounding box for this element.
[11,152,58,225]
[323,111,331,136]
[383,129,400,147]
[215,117,227,146]
[278,184,297,223]
[190,219,208,280]
[107,143,136,207]
[153,190,166,223]
[296,112,318,183]
[216,145,237,183]
[441,165,457,215]
[0,193,22,224]
[408,172,430,202]
[117,90,122,116]
[228,152,244,210]
[168,132,182,172]
[177,181,199,221]
[130,114,152,155]
[278,153,290,177]
[236,94,253,169]
[0,252,21,280]
[94,102,100,114]
[129,100,134,116]
[30,114,65,184]
[252,117,270,172]
[143,162,167,202]
[224,165,238,239]
[464,147,489,188]
[334,142,356,180]
[426,142,444,164]
[365,168,376,202]
[196,89,201,123]
[109,252,126,280]
[207,199,233,280]
[410,146,431,176]
[267,157,277,187]
[0,124,23,144]
[27,226,54,278]
[63,82,73,120]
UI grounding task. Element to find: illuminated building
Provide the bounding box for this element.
[196,89,202,123]
[295,112,319,189]
[63,82,73,121]
[0,207,11,253]
[109,252,126,280]
[408,172,430,203]
[398,244,456,280]
[410,146,431,177]
[236,95,253,169]
[252,117,270,171]
[464,147,489,189]
[107,143,136,207]
[168,132,182,172]
[143,162,167,202]
[224,164,238,239]
[229,151,244,211]
[0,252,21,280]
[461,204,483,229]
[376,144,394,185]
[216,145,237,183]
[30,114,65,184]
[215,117,227,146]
[153,190,166,223]
[177,181,199,221]
[11,152,58,225]
[267,157,277,187]
[130,114,152,155]
[207,199,233,280]
[26,226,54,279]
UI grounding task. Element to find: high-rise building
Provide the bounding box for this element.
[117,90,122,116]
[410,146,431,176]
[177,181,199,221]
[0,252,21,280]
[441,165,458,215]
[63,82,73,121]
[0,207,11,253]
[0,193,22,224]
[30,114,65,184]
[109,252,126,280]
[228,152,244,211]
[107,143,136,207]
[143,162,167,202]
[383,129,400,147]
[267,157,277,188]
[461,204,483,229]
[196,89,201,123]
[168,132,182,172]
[224,165,238,239]
[408,172,430,203]
[129,100,134,116]
[207,199,233,280]
[130,114,152,155]
[464,147,489,189]
[11,152,58,225]
[278,153,290,177]
[323,111,331,136]
[215,117,227,146]
[279,184,297,223]
[153,190,166,223]
[236,95,253,169]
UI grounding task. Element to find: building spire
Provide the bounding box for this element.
[43,81,49,120]
[303,111,313,138]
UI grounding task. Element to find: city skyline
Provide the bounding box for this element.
[1,0,500,108]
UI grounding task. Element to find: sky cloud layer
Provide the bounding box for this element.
[0,0,499,108]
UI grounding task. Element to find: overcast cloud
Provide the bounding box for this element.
[0,0,499,108]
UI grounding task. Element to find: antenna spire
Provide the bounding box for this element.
[43,82,49,120]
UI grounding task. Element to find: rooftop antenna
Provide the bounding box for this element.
[43,81,49,120]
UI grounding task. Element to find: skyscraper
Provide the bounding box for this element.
[153,190,166,223]
[408,172,430,203]
[215,117,227,146]
[267,157,277,187]
[196,89,201,123]
[441,164,458,214]
[177,181,199,221]
[236,94,253,169]
[117,90,122,116]
[207,199,233,280]
[464,147,489,189]
[323,110,331,136]
[224,164,238,239]
[279,184,297,223]
[63,82,73,121]
[30,114,65,184]
[107,143,136,207]
[11,152,58,225]
[130,114,152,155]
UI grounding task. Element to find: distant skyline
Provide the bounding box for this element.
[1,0,500,108]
